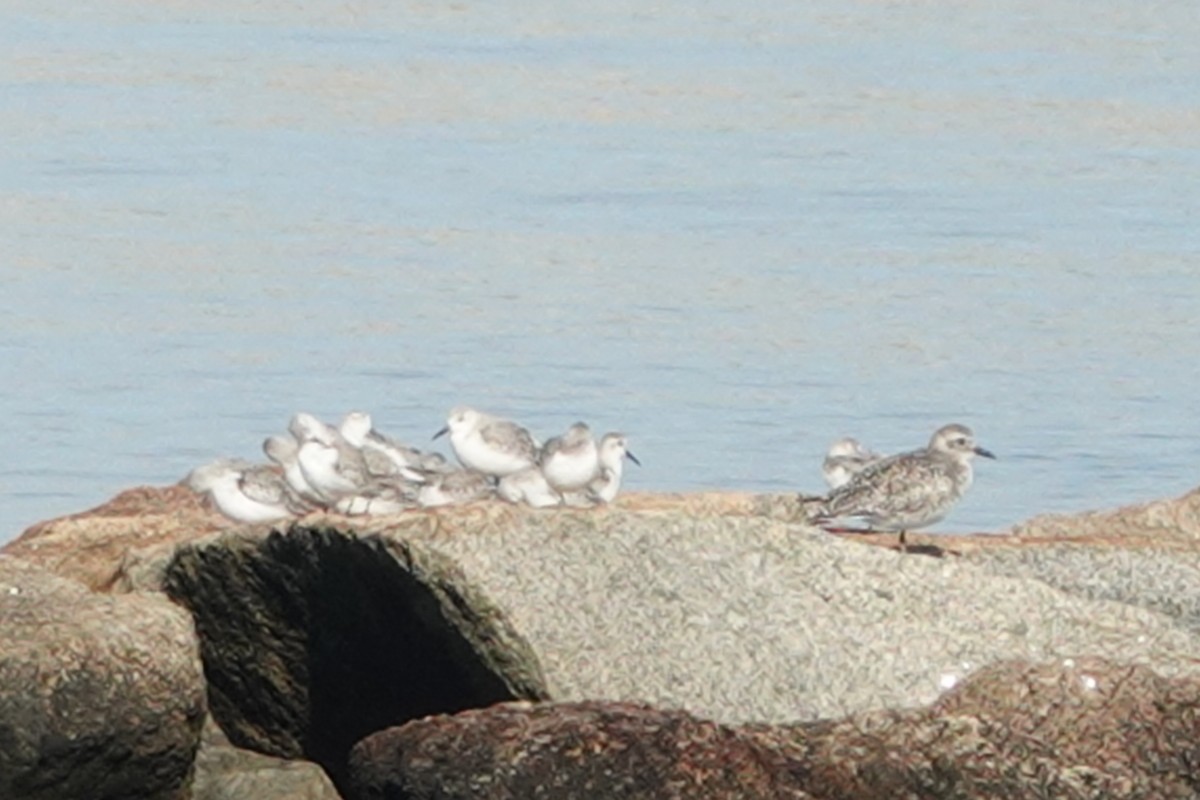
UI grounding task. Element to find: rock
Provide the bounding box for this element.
[348,700,814,800]
[191,715,341,800]
[347,658,1200,800]
[160,526,549,792]
[962,544,1200,636]
[2,484,226,591]
[0,555,206,800]
[908,485,1200,635]
[370,505,1200,725]
[1009,484,1200,546]
[785,656,1200,799]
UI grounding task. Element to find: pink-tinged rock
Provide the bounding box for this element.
[2,484,224,591]
[348,658,1200,800]
[348,700,814,800]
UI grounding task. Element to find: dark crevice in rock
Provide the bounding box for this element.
[162,526,548,794]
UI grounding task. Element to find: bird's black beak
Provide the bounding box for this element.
[974,446,996,460]
[432,426,449,441]
[625,450,642,466]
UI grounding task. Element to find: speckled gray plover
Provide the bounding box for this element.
[810,423,995,548]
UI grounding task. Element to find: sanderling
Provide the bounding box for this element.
[201,464,307,524]
[811,423,995,546]
[417,469,494,508]
[822,437,884,490]
[588,433,640,504]
[540,422,600,493]
[263,435,325,506]
[289,411,338,445]
[184,458,256,493]
[433,406,538,477]
[498,466,562,508]
[296,436,372,503]
[338,411,430,481]
[335,478,418,516]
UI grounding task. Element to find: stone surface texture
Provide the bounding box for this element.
[0,555,206,800]
[348,658,1200,800]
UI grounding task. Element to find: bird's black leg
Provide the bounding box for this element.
[898,529,908,553]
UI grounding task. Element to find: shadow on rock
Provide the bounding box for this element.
[162,525,549,793]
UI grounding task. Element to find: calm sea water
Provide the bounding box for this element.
[3,1,1199,542]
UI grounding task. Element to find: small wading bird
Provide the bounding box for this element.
[807,423,995,550]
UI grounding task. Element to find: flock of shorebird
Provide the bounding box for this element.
[188,405,994,546]
[187,406,639,524]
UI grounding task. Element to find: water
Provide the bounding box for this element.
[3,1,1199,542]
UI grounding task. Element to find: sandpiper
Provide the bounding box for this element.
[540,422,600,494]
[433,406,538,477]
[588,432,640,504]
[822,437,884,490]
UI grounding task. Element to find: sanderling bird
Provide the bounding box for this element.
[183,457,256,493]
[338,411,430,482]
[197,463,308,524]
[417,469,494,508]
[498,466,562,508]
[433,406,538,477]
[540,422,599,494]
[296,435,373,503]
[289,411,338,444]
[263,435,325,506]
[822,437,884,490]
[335,478,418,516]
[811,423,996,547]
[588,433,640,504]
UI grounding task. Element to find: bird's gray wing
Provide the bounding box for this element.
[240,467,289,506]
[480,420,538,461]
[538,435,565,465]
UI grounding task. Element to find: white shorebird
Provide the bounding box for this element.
[822,437,884,490]
[335,478,418,516]
[194,463,307,524]
[417,469,494,508]
[288,411,339,444]
[811,423,996,547]
[263,435,325,506]
[433,406,539,477]
[539,422,600,494]
[587,433,640,504]
[184,458,256,493]
[296,436,372,504]
[497,466,562,508]
[338,411,430,481]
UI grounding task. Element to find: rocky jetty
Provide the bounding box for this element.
[3,482,1200,797]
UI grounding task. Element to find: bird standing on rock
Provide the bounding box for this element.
[540,422,600,495]
[433,406,539,477]
[588,433,640,504]
[809,423,995,548]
